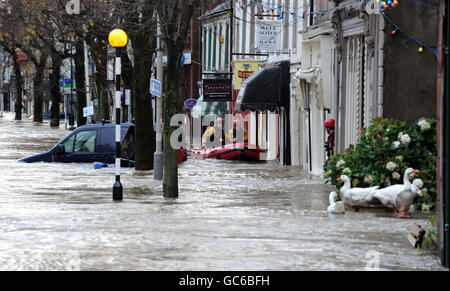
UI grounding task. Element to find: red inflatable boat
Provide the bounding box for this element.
[192,142,266,161]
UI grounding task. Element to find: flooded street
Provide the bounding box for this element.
[0,113,444,271]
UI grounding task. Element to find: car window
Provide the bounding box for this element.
[73,131,97,152]
[63,134,76,153]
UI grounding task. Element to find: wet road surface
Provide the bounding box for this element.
[0,113,444,270]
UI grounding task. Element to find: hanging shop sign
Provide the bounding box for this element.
[233,60,260,90]
[202,78,232,102]
[256,21,281,51]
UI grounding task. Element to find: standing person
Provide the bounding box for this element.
[324,118,335,159]
[228,119,248,144]
[202,117,228,148]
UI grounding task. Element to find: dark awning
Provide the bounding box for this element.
[235,66,280,112]
[235,61,290,112]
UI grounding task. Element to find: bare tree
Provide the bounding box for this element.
[118,0,157,170]
[156,0,199,198]
[0,0,27,120]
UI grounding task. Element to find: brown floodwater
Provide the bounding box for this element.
[0,112,444,270]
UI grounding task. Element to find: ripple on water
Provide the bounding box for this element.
[0,113,444,271]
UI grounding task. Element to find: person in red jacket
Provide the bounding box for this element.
[324,118,335,158]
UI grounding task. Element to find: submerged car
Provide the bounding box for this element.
[19,123,135,165]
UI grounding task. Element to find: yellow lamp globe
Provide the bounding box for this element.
[109,29,128,47]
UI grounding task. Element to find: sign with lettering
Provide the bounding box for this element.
[256,21,281,51]
[233,60,260,90]
[203,78,232,102]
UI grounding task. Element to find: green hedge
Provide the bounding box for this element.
[323,118,437,211]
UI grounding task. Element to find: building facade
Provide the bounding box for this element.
[292,0,439,175]
[199,0,303,164]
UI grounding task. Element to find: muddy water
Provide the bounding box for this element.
[0,113,443,270]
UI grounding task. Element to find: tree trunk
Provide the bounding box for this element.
[95,48,109,122]
[120,48,133,123]
[74,41,87,127]
[50,56,62,127]
[130,36,155,171]
[32,52,48,123]
[13,59,23,120]
[163,45,182,198]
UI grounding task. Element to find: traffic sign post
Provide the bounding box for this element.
[150,78,162,97]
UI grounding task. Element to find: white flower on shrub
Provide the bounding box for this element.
[364,175,373,183]
[398,132,403,140]
[400,134,411,145]
[393,141,401,148]
[336,160,345,168]
[342,167,351,174]
[418,120,431,131]
[386,161,397,171]
[392,172,401,180]
[413,178,424,189]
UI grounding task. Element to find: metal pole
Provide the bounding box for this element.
[64,94,68,129]
[0,60,3,118]
[0,92,3,117]
[84,40,92,123]
[70,44,74,126]
[113,47,123,201]
[230,0,233,72]
[445,0,450,267]
[126,89,131,123]
[154,19,164,180]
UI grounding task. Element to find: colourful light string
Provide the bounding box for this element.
[244,0,438,56]
[381,11,438,56]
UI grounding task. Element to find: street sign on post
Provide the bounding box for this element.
[184,99,197,109]
[83,105,94,117]
[150,78,162,97]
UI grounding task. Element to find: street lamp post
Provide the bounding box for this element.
[108,29,128,201]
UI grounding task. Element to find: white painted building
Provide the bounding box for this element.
[292,0,385,175]
[199,0,304,164]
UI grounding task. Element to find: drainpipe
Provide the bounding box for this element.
[377,13,385,118]
[336,57,342,154]
[445,0,450,268]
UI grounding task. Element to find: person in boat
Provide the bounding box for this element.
[202,117,228,148]
[324,118,335,160]
[228,119,248,144]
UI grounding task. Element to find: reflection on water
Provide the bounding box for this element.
[0,113,443,270]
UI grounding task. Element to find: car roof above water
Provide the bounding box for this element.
[77,123,134,130]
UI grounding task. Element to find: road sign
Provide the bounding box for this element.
[125,89,131,106]
[150,78,161,97]
[184,99,197,109]
[83,105,94,117]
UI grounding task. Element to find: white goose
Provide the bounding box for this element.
[337,175,380,206]
[373,167,422,218]
[327,191,345,214]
